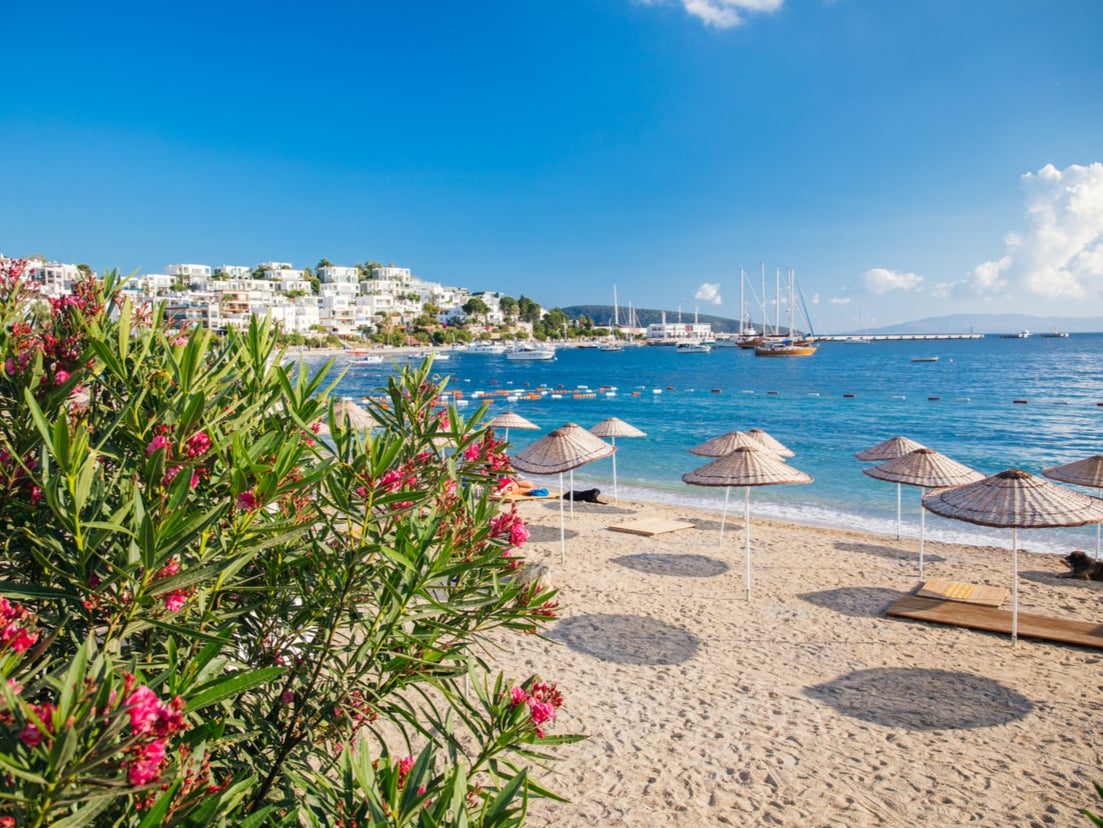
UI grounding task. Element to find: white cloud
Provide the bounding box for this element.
[694,282,723,304]
[863,268,924,294]
[640,0,784,29]
[965,162,1103,300]
[829,296,851,305]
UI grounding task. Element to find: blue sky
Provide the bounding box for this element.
[3,0,1103,332]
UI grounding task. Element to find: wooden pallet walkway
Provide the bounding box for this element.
[886,595,1103,648]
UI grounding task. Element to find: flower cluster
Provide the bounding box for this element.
[122,677,186,786]
[0,598,38,654]
[509,682,564,738]
[489,508,529,549]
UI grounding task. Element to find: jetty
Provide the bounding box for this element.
[818,333,985,342]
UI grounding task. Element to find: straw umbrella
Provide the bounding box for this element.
[510,423,615,563]
[689,430,774,458]
[863,448,983,577]
[683,446,812,599]
[923,469,1103,644]
[589,417,646,502]
[856,436,928,540]
[746,428,795,458]
[1042,455,1103,559]
[485,411,539,443]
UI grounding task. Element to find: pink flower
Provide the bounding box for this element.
[280,690,295,704]
[161,465,182,486]
[146,435,171,456]
[18,703,54,747]
[190,471,199,488]
[528,700,555,726]
[4,358,15,376]
[171,336,189,347]
[510,521,529,547]
[125,684,185,739]
[510,686,527,706]
[184,432,210,458]
[163,590,188,613]
[463,445,481,461]
[127,739,167,785]
[236,490,258,511]
[54,369,70,385]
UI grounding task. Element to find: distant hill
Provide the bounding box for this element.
[863,314,1103,336]
[562,306,1103,336]
[562,305,747,334]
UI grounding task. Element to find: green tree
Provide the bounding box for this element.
[463,297,491,325]
[518,296,541,324]
[499,296,519,320]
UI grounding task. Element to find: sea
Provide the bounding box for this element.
[305,335,1103,556]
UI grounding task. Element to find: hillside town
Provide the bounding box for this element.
[2,255,718,346]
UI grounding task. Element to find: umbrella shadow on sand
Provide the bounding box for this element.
[523,524,579,545]
[805,668,1033,730]
[612,552,730,578]
[797,587,907,619]
[1019,569,1101,590]
[834,541,946,567]
[550,614,700,665]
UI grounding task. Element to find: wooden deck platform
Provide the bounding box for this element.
[886,595,1103,648]
[607,518,697,537]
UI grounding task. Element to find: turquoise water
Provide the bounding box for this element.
[316,335,1103,555]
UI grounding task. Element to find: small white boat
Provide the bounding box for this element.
[597,341,624,352]
[676,341,711,354]
[359,354,384,364]
[505,343,556,361]
[999,329,1030,339]
[910,356,939,363]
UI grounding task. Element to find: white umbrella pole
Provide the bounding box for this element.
[569,470,574,517]
[558,472,566,564]
[611,436,619,503]
[719,486,730,545]
[1097,487,1101,560]
[897,483,902,540]
[919,487,925,578]
[744,487,752,601]
[1011,527,1018,646]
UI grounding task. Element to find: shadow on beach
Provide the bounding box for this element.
[1019,570,1103,591]
[524,524,579,544]
[550,614,700,665]
[805,667,1034,730]
[834,540,945,566]
[797,587,907,618]
[612,552,730,578]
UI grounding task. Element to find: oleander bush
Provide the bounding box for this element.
[0,259,576,826]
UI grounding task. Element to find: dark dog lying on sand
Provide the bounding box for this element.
[1061,550,1103,581]
[562,488,602,503]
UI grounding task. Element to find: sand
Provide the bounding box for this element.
[486,496,1103,827]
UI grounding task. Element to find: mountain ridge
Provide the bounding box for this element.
[561,306,1103,335]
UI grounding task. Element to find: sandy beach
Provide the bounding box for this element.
[487,496,1103,827]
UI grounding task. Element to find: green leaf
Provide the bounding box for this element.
[0,582,78,601]
[48,796,113,828]
[187,667,286,711]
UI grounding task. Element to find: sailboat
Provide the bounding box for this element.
[754,268,817,357]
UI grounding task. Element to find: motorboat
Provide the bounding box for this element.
[466,341,509,355]
[910,356,939,363]
[999,329,1030,339]
[505,343,556,361]
[597,341,624,352]
[676,341,711,353]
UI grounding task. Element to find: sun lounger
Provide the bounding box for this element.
[916,579,1010,608]
[492,489,560,502]
[608,518,696,537]
[886,595,1103,648]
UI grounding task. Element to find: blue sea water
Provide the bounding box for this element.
[313,335,1103,555]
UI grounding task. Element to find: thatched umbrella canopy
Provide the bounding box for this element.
[511,424,615,562]
[485,411,539,442]
[689,430,773,458]
[924,469,1103,643]
[1043,454,1103,558]
[683,446,812,599]
[746,428,794,458]
[589,417,646,502]
[856,436,928,539]
[864,448,983,576]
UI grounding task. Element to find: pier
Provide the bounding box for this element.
[817,333,985,342]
